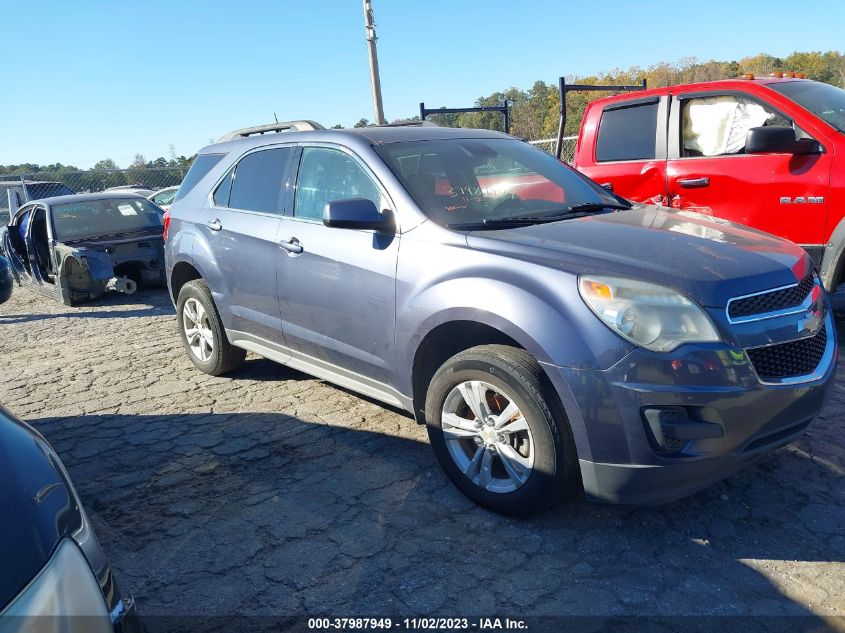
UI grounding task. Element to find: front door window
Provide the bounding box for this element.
[293,147,381,221]
[681,95,797,157]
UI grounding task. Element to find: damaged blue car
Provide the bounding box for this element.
[0,193,165,305]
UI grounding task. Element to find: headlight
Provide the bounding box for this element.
[578,275,721,352]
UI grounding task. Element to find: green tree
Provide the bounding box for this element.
[93,159,119,171]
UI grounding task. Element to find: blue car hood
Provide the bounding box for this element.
[466,206,812,307]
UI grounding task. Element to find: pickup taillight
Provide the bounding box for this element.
[162,210,171,242]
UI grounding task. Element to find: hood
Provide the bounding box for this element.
[465,206,812,307]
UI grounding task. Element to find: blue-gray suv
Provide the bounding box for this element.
[165,122,837,515]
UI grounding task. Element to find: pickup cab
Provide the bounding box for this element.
[572,77,845,289]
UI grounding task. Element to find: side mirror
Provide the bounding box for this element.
[323,199,394,232]
[745,126,797,154]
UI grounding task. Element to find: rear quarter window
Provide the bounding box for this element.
[173,154,224,202]
[596,101,659,162]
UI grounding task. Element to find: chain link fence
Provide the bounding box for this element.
[0,167,186,223]
[528,136,577,162]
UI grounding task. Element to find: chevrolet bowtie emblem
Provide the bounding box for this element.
[798,308,823,335]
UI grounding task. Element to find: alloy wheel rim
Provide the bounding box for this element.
[182,298,214,362]
[441,380,534,494]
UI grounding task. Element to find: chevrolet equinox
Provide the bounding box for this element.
[164,122,837,515]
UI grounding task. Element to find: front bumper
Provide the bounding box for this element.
[547,313,838,505]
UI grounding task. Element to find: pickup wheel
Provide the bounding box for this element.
[424,345,578,516]
[176,280,245,376]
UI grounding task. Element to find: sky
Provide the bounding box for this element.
[2,0,843,169]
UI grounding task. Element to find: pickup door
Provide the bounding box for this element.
[665,90,831,248]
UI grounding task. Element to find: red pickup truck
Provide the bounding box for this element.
[572,77,845,289]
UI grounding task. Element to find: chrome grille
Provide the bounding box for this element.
[728,274,815,320]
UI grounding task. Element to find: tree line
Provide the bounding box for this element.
[412,50,845,139]
[0,151,196,192]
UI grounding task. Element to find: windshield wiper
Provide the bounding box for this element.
[447,201,631,231]
[447,217,547,230]
[564,201,632,213]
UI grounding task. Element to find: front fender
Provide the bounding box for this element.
[395,240,634,397]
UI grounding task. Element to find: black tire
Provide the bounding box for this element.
[425,344,578,516]
[176,279,245,376]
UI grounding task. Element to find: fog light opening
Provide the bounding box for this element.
[641,407,723,455]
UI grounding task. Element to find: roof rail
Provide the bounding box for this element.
[371,120,440,128]
[218,120,325,142]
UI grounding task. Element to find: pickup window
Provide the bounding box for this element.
[596,101,658,162]
[769,80,845,133]
[681,95,792,157]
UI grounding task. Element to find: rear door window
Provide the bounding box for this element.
[229,148,292,213]
[596,101,659,162]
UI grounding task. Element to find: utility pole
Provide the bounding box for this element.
[363,0,386,125]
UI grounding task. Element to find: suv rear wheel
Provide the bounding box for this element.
[424,344,578,516]
[177,280,245,376]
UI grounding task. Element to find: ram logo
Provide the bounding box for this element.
[780,196,825,204]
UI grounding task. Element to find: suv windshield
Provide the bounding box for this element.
[376,138,624,228]
[769,80,845,133]
[52,198,163,241]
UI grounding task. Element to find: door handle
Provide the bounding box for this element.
[677,177,710,189]
[279,237,303,254]
[206,219,222,232]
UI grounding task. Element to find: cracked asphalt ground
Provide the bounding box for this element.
[0,287,843,628]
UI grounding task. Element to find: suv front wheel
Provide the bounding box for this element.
[425,345,578,516]
[176,280,246,376]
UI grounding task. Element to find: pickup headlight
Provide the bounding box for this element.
[578,275,720,352]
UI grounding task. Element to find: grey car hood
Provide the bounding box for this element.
[465,206,812,307]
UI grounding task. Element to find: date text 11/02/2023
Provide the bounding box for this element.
[307,618,529,630]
